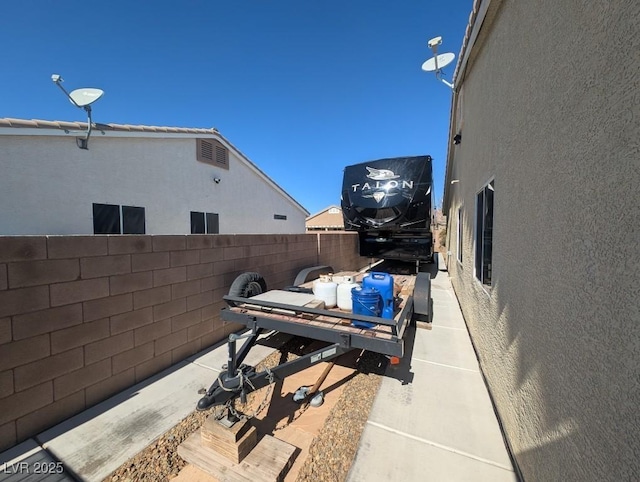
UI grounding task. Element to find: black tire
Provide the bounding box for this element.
[227,272,267,306]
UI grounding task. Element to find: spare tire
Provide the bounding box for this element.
[227,272,267,306]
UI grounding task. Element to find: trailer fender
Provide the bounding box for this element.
[413,272,432,323]
[292,265,334,286]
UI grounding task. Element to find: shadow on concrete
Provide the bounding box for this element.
[382,323,417,386]
[371,257,440,279]
[36,333,255,445]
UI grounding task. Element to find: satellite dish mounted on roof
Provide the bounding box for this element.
[51,74,104,149]
[421,36,455,89]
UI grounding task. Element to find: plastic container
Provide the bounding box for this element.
[362,272,395,319]
[337,276,360,311]
[351,286,380,329]
[312,274,337,308]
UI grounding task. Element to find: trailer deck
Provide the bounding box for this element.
[222,271,417,357]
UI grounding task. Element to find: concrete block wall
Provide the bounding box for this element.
[0,233,364,450]
[317,232,371,273]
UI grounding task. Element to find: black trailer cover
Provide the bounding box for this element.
[341,155,433,231]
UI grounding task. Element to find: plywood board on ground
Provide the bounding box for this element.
[179,432,296,482]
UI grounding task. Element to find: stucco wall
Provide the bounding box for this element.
[0,135,306,235]
[445,1,639,481]
[0,233,368,451]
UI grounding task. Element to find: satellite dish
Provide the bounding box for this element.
[51,74,105,150]
[421,36,455,89]
[69,88,104,107]
[421,52,456,73]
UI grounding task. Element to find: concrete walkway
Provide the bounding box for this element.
[1,254,517,482]
[347,255,518,481]
[0,335,280,482]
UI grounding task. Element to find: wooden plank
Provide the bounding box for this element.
[202,415,252,444]
[178,432,297,482]
[201,420,258,463]
[301,299,324,319]
[178,432,248,482]
[232,435,297,482]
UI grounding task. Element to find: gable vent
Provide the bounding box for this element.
[215,145,228,167]
[201,140,213,161]
[197,139,229,170]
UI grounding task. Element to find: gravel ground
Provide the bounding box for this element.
[104,338,387,482]
[295,350,386,482]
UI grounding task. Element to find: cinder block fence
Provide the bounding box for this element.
[0,233,368,451]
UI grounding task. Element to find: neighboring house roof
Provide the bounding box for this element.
[305,205,345,229]
[0,118,220,134]
[0,117,309,216]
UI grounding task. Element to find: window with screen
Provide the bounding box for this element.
[206,213,219,234]
[93,203,120,234]
[457,206,463,263]
[93,204,145,234]
[475,181,494,285]
[122,206,146,234]
[191,211,219,234]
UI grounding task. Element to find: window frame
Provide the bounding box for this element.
[456,205,463,264]
[93,203,145,235]
[191,211,219,234]
[474,179,494,287]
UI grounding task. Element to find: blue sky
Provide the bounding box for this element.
[1,1,471,215]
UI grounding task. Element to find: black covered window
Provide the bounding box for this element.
[274,214,287,220]
[93,203,120,234]
[93,204,145,234]
[475,181,494,286]
[457,206,463,263]
[191,211,219,234]
[206,213,219,234]
[191,212,205,234]
[122,206,146,234]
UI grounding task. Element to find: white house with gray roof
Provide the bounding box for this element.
[0,118,308,235]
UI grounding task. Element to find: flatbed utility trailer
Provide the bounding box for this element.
[196,266,432,412]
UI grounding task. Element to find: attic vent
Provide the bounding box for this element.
[215,145,228,166]
[201,141,213,161]
[197,139,229,170]
[328,208,340,214]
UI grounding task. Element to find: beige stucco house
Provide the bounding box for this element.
[0,119,308,235]
[305,205,345,232]
[442,1,639,481]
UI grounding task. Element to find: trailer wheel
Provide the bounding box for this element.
[227,272,267,306]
